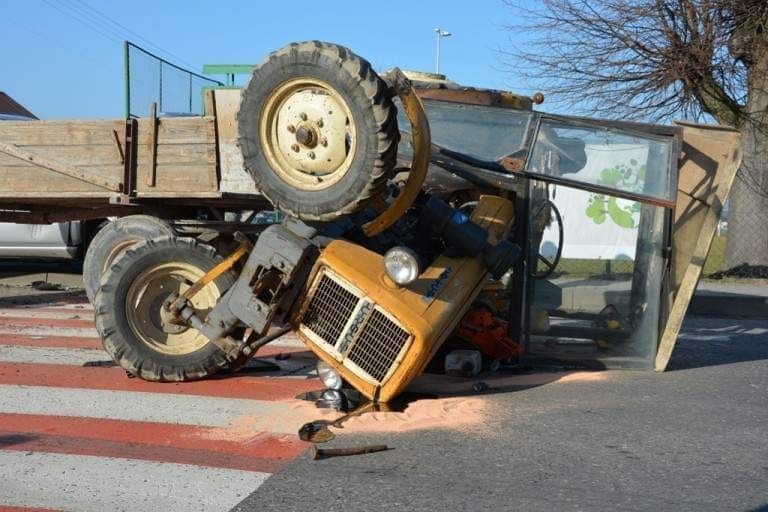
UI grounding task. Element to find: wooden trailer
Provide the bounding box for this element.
[0,89,273,301]
[0,90,266,225]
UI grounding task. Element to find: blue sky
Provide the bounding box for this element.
[2,0,535,119]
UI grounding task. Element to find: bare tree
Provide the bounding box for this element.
[503,0,768,272]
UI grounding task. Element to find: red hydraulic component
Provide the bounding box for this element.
[457,305,523,360]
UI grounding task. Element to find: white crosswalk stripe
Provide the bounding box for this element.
[0,324,100,338]
[0,451,269,512]
[0,384,301,431]
[0,345,111,365]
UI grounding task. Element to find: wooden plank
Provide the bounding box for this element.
[655,123,742,371]
[135,191,224,199]
[135,166,217,193]
[213,89,239,141]
[204,89,220,192]
[0,120,126,146]
[0,192,115,200]
[214,89,256,194]
[136,164,216,182]
[0,145,126,167]
[0,144,211,168]
[0,165,123,179]
[135,116,216,145]
[135,116,218,194]
[146,102,158,187]
[154,144,216,166]
[112,129,125,164]
[122,117,138,197]
[204,89,216,119]
[0,142,121,191]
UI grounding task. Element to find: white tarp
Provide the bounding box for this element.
[540,144,649,261]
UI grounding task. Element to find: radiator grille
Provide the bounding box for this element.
[301,270,412,384]
[302,274,358,344]
[346,309,410,382]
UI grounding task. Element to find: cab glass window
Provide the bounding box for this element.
[396,99,533,160]
[526,118,676,203]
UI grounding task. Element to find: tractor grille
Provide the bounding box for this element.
[300,270,412,384]
[302,274,358,344]
[346,309,410,382]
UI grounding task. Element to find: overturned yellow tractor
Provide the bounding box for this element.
[88,41,740,402]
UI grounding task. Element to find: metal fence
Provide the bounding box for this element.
[124,41,223,119]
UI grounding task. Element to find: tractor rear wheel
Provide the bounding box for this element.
[83,215,174,303]
[238,41,399,221]
[94,236,238,381]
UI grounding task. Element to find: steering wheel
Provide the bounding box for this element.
[529,199,563,279]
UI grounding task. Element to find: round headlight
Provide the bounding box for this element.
[383,246,420,285]
[317,361,343,390]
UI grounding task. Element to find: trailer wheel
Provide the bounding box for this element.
[83,215,175,303]
[238,41,399,221]
[94,236,237,381]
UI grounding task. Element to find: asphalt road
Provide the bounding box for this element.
[234,315,768,512]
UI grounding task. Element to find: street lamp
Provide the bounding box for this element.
[435,28,452,75]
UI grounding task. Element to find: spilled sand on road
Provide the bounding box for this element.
[197,395,489,442]
[198,370,613,443]
[337,396,488,434]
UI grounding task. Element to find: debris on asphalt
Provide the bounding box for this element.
[709,263,768,279]
[312,444,389,460]
[30,281,70,291]
[298,421,336,443]
[444,350,482,377]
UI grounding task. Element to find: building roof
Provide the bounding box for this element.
[0,92,37,119]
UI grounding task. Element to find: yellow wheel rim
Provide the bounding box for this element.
[125,262,221,355]
[259,77,357,191]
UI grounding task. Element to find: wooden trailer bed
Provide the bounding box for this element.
[0,91,265,223]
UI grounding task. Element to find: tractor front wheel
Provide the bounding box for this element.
[94,236,239,381]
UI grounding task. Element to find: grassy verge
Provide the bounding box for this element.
[702,235,726,276]
[541,234,727,278]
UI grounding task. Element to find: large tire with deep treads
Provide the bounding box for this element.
[94,236,239,381]
[83,215,174,304]
[238,41,399,221]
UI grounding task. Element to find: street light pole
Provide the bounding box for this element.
[434,28,452,75]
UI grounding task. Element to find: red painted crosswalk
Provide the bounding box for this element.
[0,295,322,511]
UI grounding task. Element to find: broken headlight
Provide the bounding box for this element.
[317,361,343,390]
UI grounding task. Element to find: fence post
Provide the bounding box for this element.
[189,74,193,113]
[124,41,130,118]
[158,61,163,113]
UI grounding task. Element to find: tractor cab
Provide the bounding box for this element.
[395,84,737,371]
